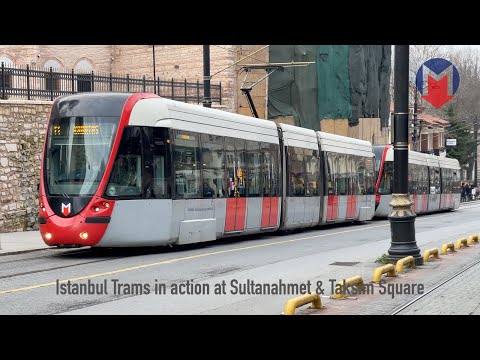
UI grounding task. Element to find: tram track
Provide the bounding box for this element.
[390,256,480,315]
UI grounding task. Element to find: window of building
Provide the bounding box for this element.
[44,59,62,92]
[75,60,93,92]
[0,56,14,92]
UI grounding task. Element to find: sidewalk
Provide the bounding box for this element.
[0,230,50,255]
[305,233,480,315]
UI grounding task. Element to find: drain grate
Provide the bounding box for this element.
[330,262,359,266]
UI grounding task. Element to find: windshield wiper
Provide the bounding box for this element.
[53,177,69,199]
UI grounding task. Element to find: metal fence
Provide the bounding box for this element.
[0,63,222,104]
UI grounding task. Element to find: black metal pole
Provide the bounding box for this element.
[1,62,5,99]
[388,45,423,266]
[413,84,418,151]
[203,45,212,108]
[26,64,31,100]
[152,45,156,94]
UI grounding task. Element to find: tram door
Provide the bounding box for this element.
[326,153,339,222]
[260,143,279,229]
[224,138,246,232]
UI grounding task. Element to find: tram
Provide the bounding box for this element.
[38,93,459,248]
[373,145,461,217]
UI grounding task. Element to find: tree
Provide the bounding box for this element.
[444,102,476,178]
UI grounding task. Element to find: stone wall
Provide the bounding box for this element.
[0,100,51,232]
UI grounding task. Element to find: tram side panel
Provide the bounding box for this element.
[319,134,376,224]
[278,124,322,230]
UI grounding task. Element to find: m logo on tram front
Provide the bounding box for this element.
[61,202,71,216]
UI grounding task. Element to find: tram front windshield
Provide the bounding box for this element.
[44,116,119,197]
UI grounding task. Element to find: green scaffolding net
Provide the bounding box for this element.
[268,45,391,130]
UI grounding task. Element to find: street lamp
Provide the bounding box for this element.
[203,45,212,108]
[387,45,423,266]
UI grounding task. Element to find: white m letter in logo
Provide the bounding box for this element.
[61,202,71,216]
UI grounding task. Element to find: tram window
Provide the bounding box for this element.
[261,143,271,197]
[261,143,279,197]
[173,130,201,199]
[337,154,347,196]
[288,147,305,197]
[106,127,142,198]
[408,163,416,194]
[429,167,440,194]
[246,140,261,197]
[349,155,359,195]
[447,169,453,193]
[148,127,171,199]
[270,143,280,197]
[378,161,393,194]
[200,134,225,198]
[327,153,335,195]
[235,139,246,197]
[441,168,447,193]
[357,156,366,195]
[422,165,429,194]
[304,149,319,196]
[225,137,236,198]
[453,171,460,193]
[365,156,375,195]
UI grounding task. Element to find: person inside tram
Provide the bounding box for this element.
[203,181,215,198]
[293,175,305,196]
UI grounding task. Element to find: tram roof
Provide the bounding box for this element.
[129,97,279,144]
[316,131,374,157]
[278,123,318,150]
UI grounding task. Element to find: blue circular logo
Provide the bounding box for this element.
[416,58,460,108]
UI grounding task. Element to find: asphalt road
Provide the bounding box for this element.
[1,202,480,314]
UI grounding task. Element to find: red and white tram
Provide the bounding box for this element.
[373,145,461,217]
[39,93,378,247]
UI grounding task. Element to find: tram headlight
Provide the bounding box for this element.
[44,232,52,240]
[103,202,110,209]
[94,207,100,212]
[79,232,89,240]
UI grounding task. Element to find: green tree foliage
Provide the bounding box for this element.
[444,102,476,168]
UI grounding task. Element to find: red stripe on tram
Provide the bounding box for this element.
[235,197,247,231]
[269,197,279,227]
[261,197,271,228]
